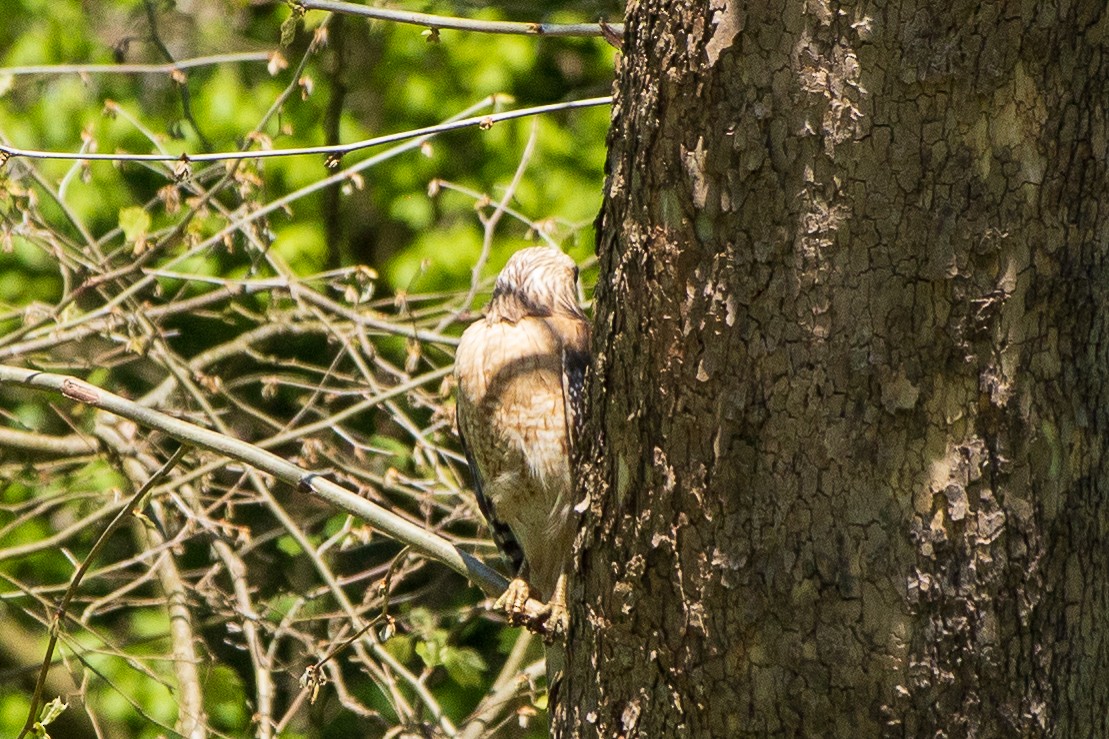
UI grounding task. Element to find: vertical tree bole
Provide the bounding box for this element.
[557,2,1109,736]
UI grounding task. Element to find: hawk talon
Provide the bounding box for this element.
[492,578,570,642]
[541,599,569,643]
[541,572,570,641]
[494,577,535,626]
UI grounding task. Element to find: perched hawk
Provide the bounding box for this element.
[454,246,590,638]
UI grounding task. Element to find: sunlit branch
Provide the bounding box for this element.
[295,0,624,38]
[0,51,274,76]
[0,364,530,604]
[0,98,497,362]
[0,96,612,164]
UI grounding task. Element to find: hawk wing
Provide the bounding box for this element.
[555,313,591,458]
[562,343,589,456]
[456,408,526,576]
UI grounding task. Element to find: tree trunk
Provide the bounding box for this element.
[557,1,1109,736]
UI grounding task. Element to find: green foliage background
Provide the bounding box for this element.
[0,1,616,737]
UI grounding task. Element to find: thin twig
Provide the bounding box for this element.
[94,418,209,739]
[0,52,274,76]
[0,426,95,456]
[295,0,623,38]
[143,0,212,150]
[0,97,492,374]
[16,446,187,739]
[0,97,612,163]
[459,631,538,739]
[0,364,548,608]
[439,119,540,332]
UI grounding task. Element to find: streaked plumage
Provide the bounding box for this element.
[455,247,590,636]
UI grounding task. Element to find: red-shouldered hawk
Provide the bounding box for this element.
[455,246,590,638]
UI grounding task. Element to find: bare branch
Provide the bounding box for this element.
[15,446,186,739]
[0,97,612,164]
[0,52,274,76]
[295,0,624,39]
[0,364,523,601]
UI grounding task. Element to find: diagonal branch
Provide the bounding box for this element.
[15,446,187,739]
[0,364,539,607]
[294,0,623,39]
[0,97,612,164]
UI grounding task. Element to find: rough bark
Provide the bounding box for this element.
[557,1,1109,736]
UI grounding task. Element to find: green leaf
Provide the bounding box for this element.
[39,697,67,724]
[415,637,444,669]
[118,206,150,243]
[407,606,436,634]
[275,534,303,557]
[264,594,300,623]
[280,11,300,47]
[32,696,68,736]
[383,633,414,664]
[441,646,487,687]
[203,665,249,730]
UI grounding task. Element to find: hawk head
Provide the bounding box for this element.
[486,247,583,323]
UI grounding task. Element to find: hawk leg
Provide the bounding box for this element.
[493,573,570,643]
[543,572,569,642]
[494,577,535,625]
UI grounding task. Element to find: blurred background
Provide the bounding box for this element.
[0,1,618,736]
